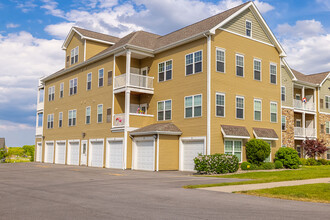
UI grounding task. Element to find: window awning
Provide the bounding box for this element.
[221,125,250,139]
[130,123,182,136]
[253,127,279,141]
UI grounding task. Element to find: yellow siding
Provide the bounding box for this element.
[281,66,294,107]
[320,79,330,113]
[158,135,179,170]
[85,40,110,60]
[65,33,84,68]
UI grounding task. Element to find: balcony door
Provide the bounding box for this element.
[140,67,148,88]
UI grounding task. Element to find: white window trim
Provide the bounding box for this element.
[270,63,277,85]
[235,54,244,77]
[185,50,203,76]
[281,86,286,102]
[59,83,64,98]
[253,58,262,81]
[68,109,77,127]
[325,121,330,134]
[325,96,330,109]
[97,104,103,123]
[98,68,104,87]
[296,119,302,127]
[224,139,243,162]
[246,19,252,38]
[282,116,287,131]
[69,78,78,96]
[70,46,79,65]
[37,112,43,128]
[158,59,173,82]
[215,92,225,117]
[215,47,226,73]
[58,112,63,128]
[48,86,55,101]
[47,113,54,129]
[254,98,262,121]
[86,106,91,124]
[236,95,245,120]
[184,94,203,118]
[87,72,92,91]
[157,99,172,121]
[270,101,278,123]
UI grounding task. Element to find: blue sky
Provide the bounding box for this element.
[0,0,329,147]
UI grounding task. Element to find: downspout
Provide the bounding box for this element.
[204,33,212,155]
[156,134,159,171]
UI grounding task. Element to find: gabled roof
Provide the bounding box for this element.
[62,26,120,49]
[130,123,182,136]
[291,69,329,86]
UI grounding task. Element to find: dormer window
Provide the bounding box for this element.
[246,20,252,37]
[70,46,79,64]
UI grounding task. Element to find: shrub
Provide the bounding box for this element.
[327,161,330,165]
[305,158,318,166]
[245,139,271,165]
[317,159,328,165]
[261,162,275,170]
[274,160,283,169]
[302,139,327,159]
[240,162,251,170]
[299,158,307,166]
[275,148,300,169]
[22,145,35,162]
[194,154,239,174]
[8,147,25,157]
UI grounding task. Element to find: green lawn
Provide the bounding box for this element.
[240,183,330,203]
[185,166,330,188]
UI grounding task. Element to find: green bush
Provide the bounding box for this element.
[317,159,328,165]
[22,145,35,162]
[327,161,330,165]
[245,139,271,165]
[275,148,300,169]
[299,158,307,166]
[305,158,318,166]
[8,147,25,157]
[274,160,283,169]
[261,162,275,170]
[0,149,7,161]
[240,162,251,170]
[194,154,239,174]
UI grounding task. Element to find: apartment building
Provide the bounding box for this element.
[281,62,330,158]
[35,1,315,171]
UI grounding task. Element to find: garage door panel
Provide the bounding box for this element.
[135,140,154,171]
[68,142,79,165]
[55,143,66,164]
[182,140,204,171]
[107,141,123,169]
[45,143,54,163]
[36,143,42,162]
[90,141,104,168]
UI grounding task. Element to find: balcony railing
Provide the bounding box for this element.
[293,100,315,111]
[305,128,316,137]
[294,127,316,137]
[114,73,153,90]
[36,127,43,136]
[113,114,125,127]
[294,127,304,136]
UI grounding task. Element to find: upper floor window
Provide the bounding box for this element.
[185,94,202,118]
[326,121,330,134]
[97,104,103,123]
[216,93,225,117]
[107,108,112,123]
[158,60,172,82]
[236,96,244,119]
[270,63,277,84]
[68,110,77,126]
[236,54,244,77]
[86,106,91,124]
[87,73,92,90]
[186,51,202,76]
[326,96,330,109]
[47,114,54,129]
[60,83,64,98]
[254,99,262,121]
[39,88,44,103]
[98,69,104,87]
[158,100,172,121]
[270,102,278,123]
[282,116,286,131]
[107,71,113,86]
[246,20,252,37]
[216,48,225,73]
[48,86,55,101]
[37,112,43,127]
[58,112,63,128]
[253,59,261,81]
[281,86,286,102]
[69,78,77,96]
[70,46,79,65]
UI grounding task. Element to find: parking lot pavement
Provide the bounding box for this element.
[0,163,329,220]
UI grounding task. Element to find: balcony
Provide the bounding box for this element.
[35,127,43,136]
[294,127,316,138]
[294,100,315,111]
[114,73,154,94]
[113,114,125,127]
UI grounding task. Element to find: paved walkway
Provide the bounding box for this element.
[199,178,330,193]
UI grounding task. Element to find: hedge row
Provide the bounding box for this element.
[194,154,239,174]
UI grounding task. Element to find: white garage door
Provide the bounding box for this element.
[106,140,123,169]
[90,141,104,167]
[182,140,205,171]
[134,140,154,171]
[36,143,42,162]
[44,142,54,163]
[55,142,66,164]
[68,141,79,165]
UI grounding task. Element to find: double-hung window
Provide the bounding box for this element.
[47,114,54,129]
[69,78,77,96]
[246,20,252,37]
[185,94,202,118]
[39,88,44,103]
[48,86,55,101]
[326,121,330,134]
[98,69,104,87]
[97,104,103,123]
[185,51,202,75]
[236,96,244,119]
[281,86,286,101]
[216,48,225,73]
[270,102,278,123]
[68,110,76,126]
[59,83,64,98]
[70,46,79,64]
[157,100,172,121]
[254,59,261,81]
[270,63,277,84]
[254,99,262,121]
[216,93,225,117]
[158,60,172,82]
[37,113,43,127]
[225,140,242,162]
[87,73,92,90]
[282,116,286,131]
[326,96,330,109]
[86,106,91,124]
[58,112,63,128]
[236,54,244,77]
[327,149,330,160]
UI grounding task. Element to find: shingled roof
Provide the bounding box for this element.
[130,123,182,136]
[292,69,329,85]
[74,27,120,43]
[253,128,278,140]
[221,125,250,138]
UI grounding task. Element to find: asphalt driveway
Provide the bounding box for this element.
[0,163,329,220]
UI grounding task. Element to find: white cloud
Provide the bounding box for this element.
[16,0,38,13]
[0,120,35,147]
[316,0,330,11]
[277,20,325,38]
[40,0,65,18]
[253,0,274,14]
[44,22,75,39]
[6,23,20,28]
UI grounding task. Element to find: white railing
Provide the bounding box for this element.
[294,127,304,136]
[294,100,303,109]
[114,73,153,90]
[294,127,316,137]
[305,102,315,111]
[294,100,315,111]
[37,102,44,111]
[36,127,43,136]
[113,113,125,127]
[305,128,316,137]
